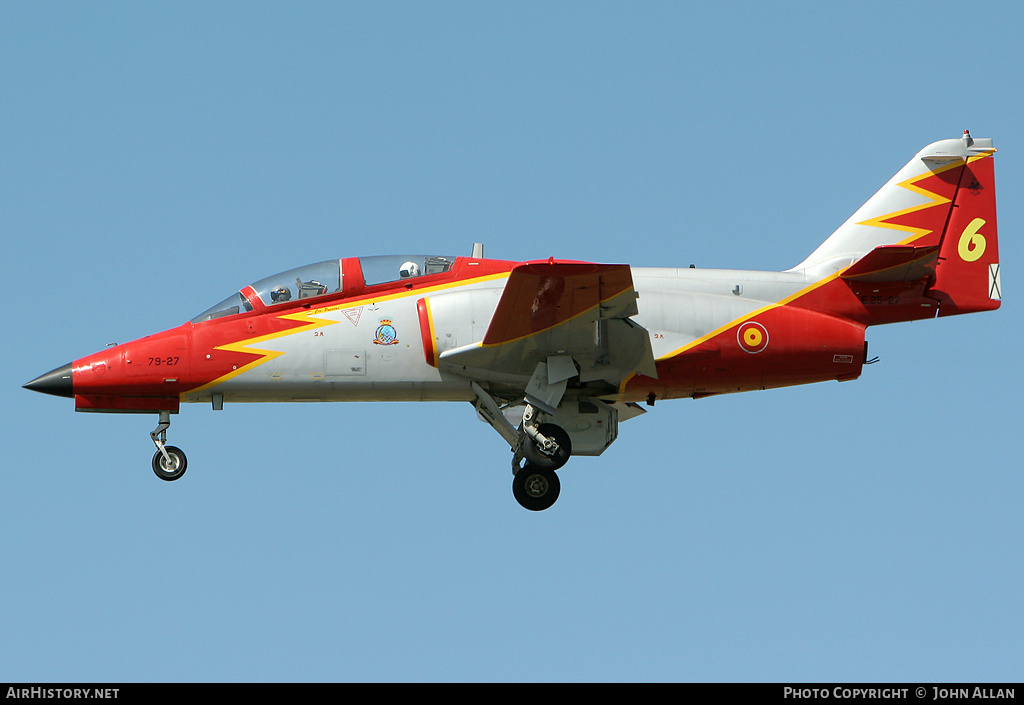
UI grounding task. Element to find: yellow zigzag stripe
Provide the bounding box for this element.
[185,271,512,395]
[854,158,963,245]
[186,310,339,394]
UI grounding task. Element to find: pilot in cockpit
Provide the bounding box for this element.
[270,285,292,302]
[399,261,421,278]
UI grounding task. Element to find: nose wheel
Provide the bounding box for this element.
[150,410,187,481]
[152,445,187,481]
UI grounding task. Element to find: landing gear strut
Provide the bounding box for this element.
[150,410,187,481]
[522,420,572,470]
[519,403,572,469]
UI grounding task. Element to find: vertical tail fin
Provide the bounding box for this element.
[792,133,1000,317]
[927,146,1000,315]
[792,136,995,267]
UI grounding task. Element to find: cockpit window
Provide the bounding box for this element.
[190,260,342,324]
[359,255,455,286]
[190,292,254,323]
[251,260,342,307]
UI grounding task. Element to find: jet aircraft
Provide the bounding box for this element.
[25,133,1001,510]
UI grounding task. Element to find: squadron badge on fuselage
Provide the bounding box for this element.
[373,319,398,346]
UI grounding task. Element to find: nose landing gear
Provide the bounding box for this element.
[150,410,187,481]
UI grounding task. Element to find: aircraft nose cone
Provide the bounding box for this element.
[24,362,74,398]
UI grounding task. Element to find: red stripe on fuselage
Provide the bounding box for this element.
[624,302,866,402]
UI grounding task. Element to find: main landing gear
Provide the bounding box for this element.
[471,382,575,511]
[512,403,572,511]
[150,410,187,481]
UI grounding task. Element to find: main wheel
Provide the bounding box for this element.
[522,423,572,470]
[152,446,188,481]
[512,464,561,511]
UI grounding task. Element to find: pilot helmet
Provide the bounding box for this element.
[270,285,291,302]
[399,261,421,278]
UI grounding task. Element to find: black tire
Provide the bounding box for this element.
[152,446,187,481]
[512,465,561,511]
[522,423,572,470]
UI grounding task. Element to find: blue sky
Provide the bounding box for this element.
[3,1,1021,682]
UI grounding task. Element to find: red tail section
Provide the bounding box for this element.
[927,152,1001,316]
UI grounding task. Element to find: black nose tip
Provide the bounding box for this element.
[24,363,74,398]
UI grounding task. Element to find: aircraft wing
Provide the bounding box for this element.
[438,261,657,386]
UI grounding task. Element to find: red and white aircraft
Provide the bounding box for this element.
[25,133,1001,510]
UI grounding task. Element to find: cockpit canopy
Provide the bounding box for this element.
[249,259,342,307]
[358,254,455,285]
[190,260,342,323]
[190,255,456,324]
